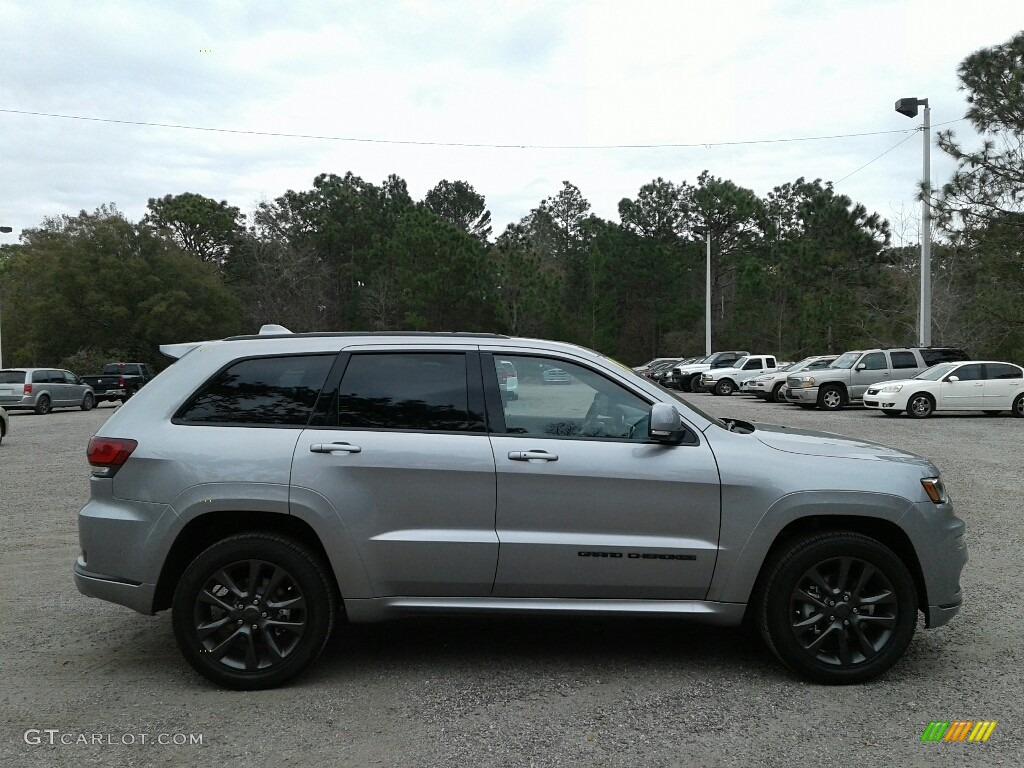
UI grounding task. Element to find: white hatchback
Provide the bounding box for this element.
[864,360,1024,419]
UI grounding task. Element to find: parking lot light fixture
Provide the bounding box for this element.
[894,97,931,347]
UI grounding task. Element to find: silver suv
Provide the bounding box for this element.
[75,328,966,689]
[785,347,969,411]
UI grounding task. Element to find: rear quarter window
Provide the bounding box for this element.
[176,355,335,426]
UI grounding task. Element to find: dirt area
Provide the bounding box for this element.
[1,396,1021,767]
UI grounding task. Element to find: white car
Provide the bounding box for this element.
[746,356,837,402]
[701,355,780,396]
[863,360,1024,419]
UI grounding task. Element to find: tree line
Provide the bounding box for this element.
[1,32,1021,371]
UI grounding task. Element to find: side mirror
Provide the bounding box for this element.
[649,403,687,444]
[946,375,960,382]
[855,363,866,371]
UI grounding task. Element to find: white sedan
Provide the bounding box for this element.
[863,360,1024,419]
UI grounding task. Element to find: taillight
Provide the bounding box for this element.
[118,377,126,387]
[87,437,138,477]
[24,383,32,394]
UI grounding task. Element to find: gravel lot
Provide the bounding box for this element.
[1,395,1021,767]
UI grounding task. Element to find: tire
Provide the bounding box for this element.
[1013,393,1024,418]
[81,393,95,411]
[714,379,735,396]
[756,531,917,684]
[172,533,337,690]
[817,386,844,411]
[771,383,786,403]
[907,393,934,419]
[34,395,52,415]
[683,375,698,393]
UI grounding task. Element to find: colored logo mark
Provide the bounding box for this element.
[921,721,997,742]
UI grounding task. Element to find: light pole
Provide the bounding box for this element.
[705,228,711,356]
[0,225,11,367]
[895,97,931,347]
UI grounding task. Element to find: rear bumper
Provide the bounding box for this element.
[74,558,157,615]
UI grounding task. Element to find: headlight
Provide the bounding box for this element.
[800,377,815,387]
[880,384,904,393]
[921,477,947,504]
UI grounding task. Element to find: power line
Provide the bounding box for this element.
[836,131,919,183]
[0,107,962,150]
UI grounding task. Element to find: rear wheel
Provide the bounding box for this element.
[1013,394,1024,418]
[172,533,337,690]
[34,395,52,415]
[81,393,95,411]
[818,386,844,411]
[907,393,934,419]
[757,532,917,684]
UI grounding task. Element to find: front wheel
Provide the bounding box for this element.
[817,386,844,411]
[771,383,786,403]
[756,532,917,684]
[714,379,735,396]
[172,533,338,690]
[907,393,934,419]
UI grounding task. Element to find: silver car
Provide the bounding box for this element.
[0,367,96,414]
[75,327,966,690]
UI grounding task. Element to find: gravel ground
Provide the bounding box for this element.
[1,396,1021,767]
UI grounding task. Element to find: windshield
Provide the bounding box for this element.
[830,352,861,369]
[915,362,957,381]
[786,357,815,371]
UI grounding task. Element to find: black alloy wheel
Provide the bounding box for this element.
[757,532,917,684]
[907,393,934,419]
[34,395,52,415]
[172,534,337,690]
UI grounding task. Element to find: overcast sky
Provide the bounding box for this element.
[2,1,1022,244]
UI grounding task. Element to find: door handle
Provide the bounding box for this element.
[310,442,362,454]
[508,450,558,462]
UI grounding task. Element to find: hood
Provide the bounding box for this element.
[867,378,924,388]
[752,422,933,466]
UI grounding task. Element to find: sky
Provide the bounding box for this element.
[2,0,1023,245]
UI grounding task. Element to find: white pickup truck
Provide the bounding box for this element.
[700,355,781,396]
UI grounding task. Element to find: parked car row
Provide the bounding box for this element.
[0,361,155,415]
[649,346,1024,419]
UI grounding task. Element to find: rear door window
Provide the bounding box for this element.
[336,353,478,432]
[890,351,918,369]
[176,355,335,426]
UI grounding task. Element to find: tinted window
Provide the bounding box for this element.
[890,351,918,369]
[860,353,886,371]
[921,348,968,365]
[337,353,473,432]
[987,363,1023,380]
[493,355,649,440]
[63,371,79,384]
[951,364,983,381]
[178,355,334,426]
[0,371,25,384]
[742,359,762,370]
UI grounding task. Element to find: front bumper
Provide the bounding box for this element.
[786,386,818,403]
